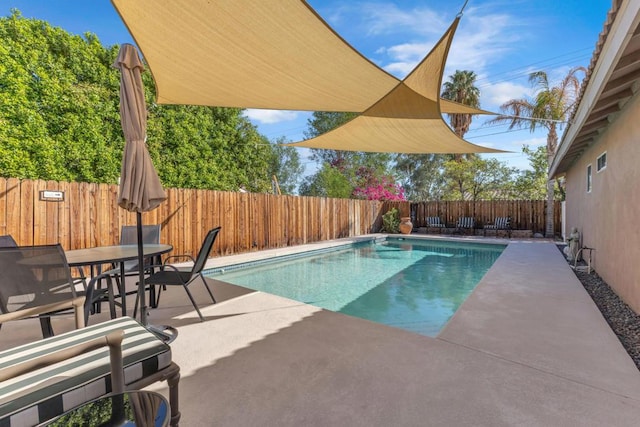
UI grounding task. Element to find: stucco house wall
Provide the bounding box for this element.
[564,91,640,313]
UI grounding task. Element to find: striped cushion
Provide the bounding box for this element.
[0,317,171,427]
[426,217,445,227]
[484,217,510,230]
[457,217,475,228]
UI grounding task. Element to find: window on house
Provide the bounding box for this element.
[597,152,607,172]
[586,164,592,193]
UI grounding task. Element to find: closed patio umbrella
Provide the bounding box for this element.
[113,43,167,328]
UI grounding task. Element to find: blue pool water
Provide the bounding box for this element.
[207,238,505,336]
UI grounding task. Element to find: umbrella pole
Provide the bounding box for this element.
[137,212,148,326]
[136,212,178,343]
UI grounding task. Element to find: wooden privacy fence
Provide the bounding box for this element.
[385,200,562,234]
[0,178,385,258]
[0,178,561,259]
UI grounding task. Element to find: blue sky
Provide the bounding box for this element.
[4,1,611,173]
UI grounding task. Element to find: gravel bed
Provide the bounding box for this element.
[559,245,640,370]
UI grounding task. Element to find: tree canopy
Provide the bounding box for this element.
[300,111,402,200]
[0,10,276,192]
[489,67,585,235]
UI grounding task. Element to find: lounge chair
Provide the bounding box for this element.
[456,217,475,235]
[0,316,181,426]
[483,217,511,237]
[426,217,445,228]
[138,227,221,321]
[0,244,85,337]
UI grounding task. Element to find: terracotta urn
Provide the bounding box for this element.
[399,217,413,234]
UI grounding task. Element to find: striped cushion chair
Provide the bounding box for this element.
[456,217,475,228]
[484,217,511,236]
[0,317,180,427]
[426,217,445,228]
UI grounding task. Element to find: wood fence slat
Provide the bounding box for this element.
[20,180,34,245]
[58,181,70,249]
[32,180,45,245]
[44,180,58,245]
[5,179,20,243]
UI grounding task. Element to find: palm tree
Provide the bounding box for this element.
[489,66,586,237]
[441,70,481,161]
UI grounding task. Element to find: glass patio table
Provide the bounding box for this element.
[66,244,173,317]
[44,390,170,426]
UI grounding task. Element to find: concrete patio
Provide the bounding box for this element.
[1,237,639,426]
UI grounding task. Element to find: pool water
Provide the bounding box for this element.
[207,238,505,336]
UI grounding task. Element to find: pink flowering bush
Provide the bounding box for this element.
[353,174,405,201]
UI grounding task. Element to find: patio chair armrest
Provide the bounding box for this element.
[85,271,121,302]
[0,297,85,327]
[0,330,125,393]
[153,264,184,273]
[163,254,196,265]
[131,258,194,273]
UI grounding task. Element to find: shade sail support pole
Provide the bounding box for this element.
[458,0,469,17]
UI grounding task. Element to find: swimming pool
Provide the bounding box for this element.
[206,238,505,336]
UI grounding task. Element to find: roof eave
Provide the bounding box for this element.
[550,0,640,178]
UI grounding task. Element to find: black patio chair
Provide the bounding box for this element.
[135,227,220,322]
[113,225,162,274]
[93,225,162,317]
[0,244,85,337]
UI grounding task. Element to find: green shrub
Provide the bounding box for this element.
[381,208,400,233]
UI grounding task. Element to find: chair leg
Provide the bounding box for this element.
[84,303,91,326]
[73,267,88,291]
[199,273,216,303]
[155,285,163,307]
[153,284,168,307]
[149,284,157,308]
[133,286,140,320]
[182,283,205,322]
[101,275,118,319]
[167,365,181,427]
[39,316,54,338]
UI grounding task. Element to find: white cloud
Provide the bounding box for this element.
[385,42,431,63]
[244,109,299,124]
[354,3,447,37]
[369,8,523,81]
[446,13,518,72]
[481,81,533,108]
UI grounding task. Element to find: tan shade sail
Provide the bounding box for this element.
[111,0,491,116]
[290,116,504,154]
[111,0,501,154]
[290,18,505,154]
[112,0,397,111]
